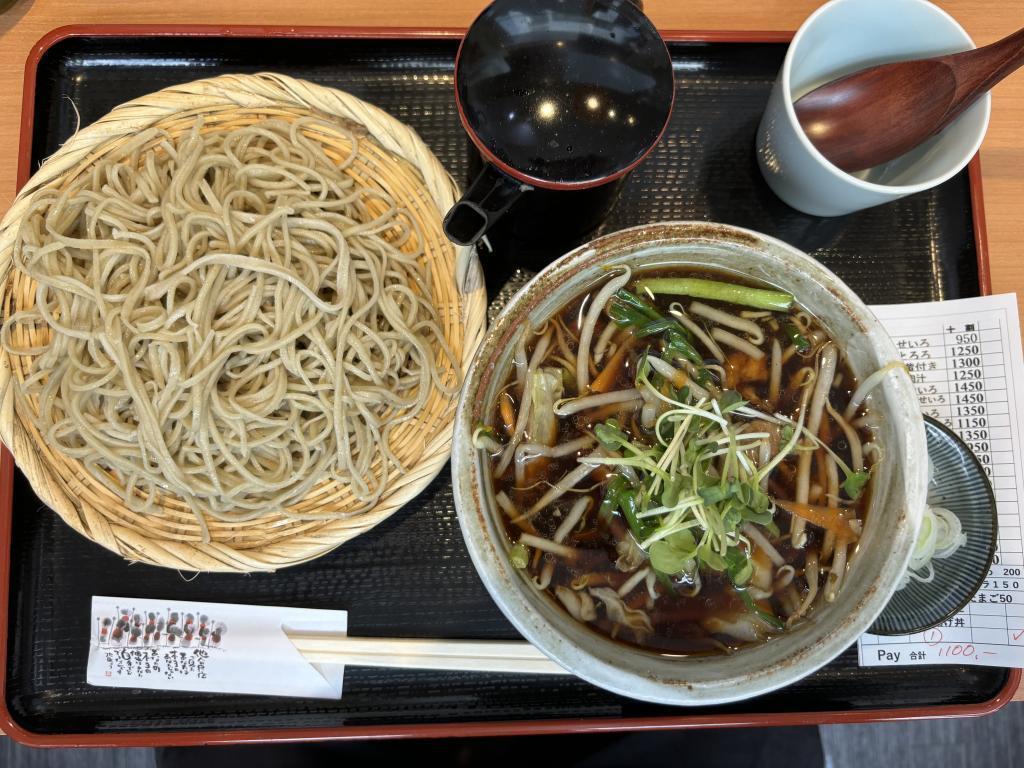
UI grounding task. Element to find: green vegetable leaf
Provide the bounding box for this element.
[699,482,740,506]
[742,508,774,526]
[737,484,771,515]
[717,390,744,410]
[722,504,743,533]
[649,530,697,575]
[843,470,871,501]
[595,419,629,451]
[698,538,728,572]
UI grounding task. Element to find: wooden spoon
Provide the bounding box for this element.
[794,27,1024,173]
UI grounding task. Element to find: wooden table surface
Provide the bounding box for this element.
[0,0,1021,716]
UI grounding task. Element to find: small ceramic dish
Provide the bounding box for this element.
[869,415,998,635]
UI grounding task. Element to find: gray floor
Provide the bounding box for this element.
[820,703,1024,768]
[3,703,1024,766]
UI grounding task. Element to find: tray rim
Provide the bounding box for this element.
[1,23,1013,748]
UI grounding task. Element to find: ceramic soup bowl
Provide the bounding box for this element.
[452,221,927,705]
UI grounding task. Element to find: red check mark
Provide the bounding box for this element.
[1012,629,1024,641]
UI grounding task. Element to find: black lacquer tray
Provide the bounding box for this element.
[1,26,1014,746]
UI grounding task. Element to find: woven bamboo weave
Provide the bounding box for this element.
[0,73,486,572]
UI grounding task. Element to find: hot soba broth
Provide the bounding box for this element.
[474,268,883,655]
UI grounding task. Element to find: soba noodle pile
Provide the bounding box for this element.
[2,115,458,537]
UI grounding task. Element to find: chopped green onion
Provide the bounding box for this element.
[598,474,654,540]
[636,318,678,337]
[598,474,630,523]
[634,277,794,312]
[725,547,753,586]
[472,423,504,451]
[615,289,662,319]
[785,323,811,353]
[620,488,653,541]
[609,290,702,366]
[663,327,702,366]
[738,589,786,630]
[509,542,530,569]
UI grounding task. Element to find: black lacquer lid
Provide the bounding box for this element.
[455,0,674,188]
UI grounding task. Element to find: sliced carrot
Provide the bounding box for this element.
[818,414,833,445]
[814,449,828,502]
[590,332,637,394]
[740,385,770,410]
[749,545,774,591]
[724,353,740,390]
[522,456,551,486]
[626,590,648,610]
[499,392,517,437]
[725,351,768,390]
[574,401,634,427]
[663,369,688,389]
[775,499,859,542]
[743,353,768,382]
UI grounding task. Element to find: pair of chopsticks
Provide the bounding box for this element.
[286,632,567,675]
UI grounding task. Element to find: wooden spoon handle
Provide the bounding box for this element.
[940,27,1024,123]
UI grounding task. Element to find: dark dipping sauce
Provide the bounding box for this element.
[487,268,875,656]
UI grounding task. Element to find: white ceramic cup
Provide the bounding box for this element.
[756,0,991,216]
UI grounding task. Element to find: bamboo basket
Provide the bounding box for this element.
[0,73,486,572]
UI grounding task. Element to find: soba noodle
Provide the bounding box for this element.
[2,116,458,537]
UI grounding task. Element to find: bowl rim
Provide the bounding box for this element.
[452,221,928,705]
